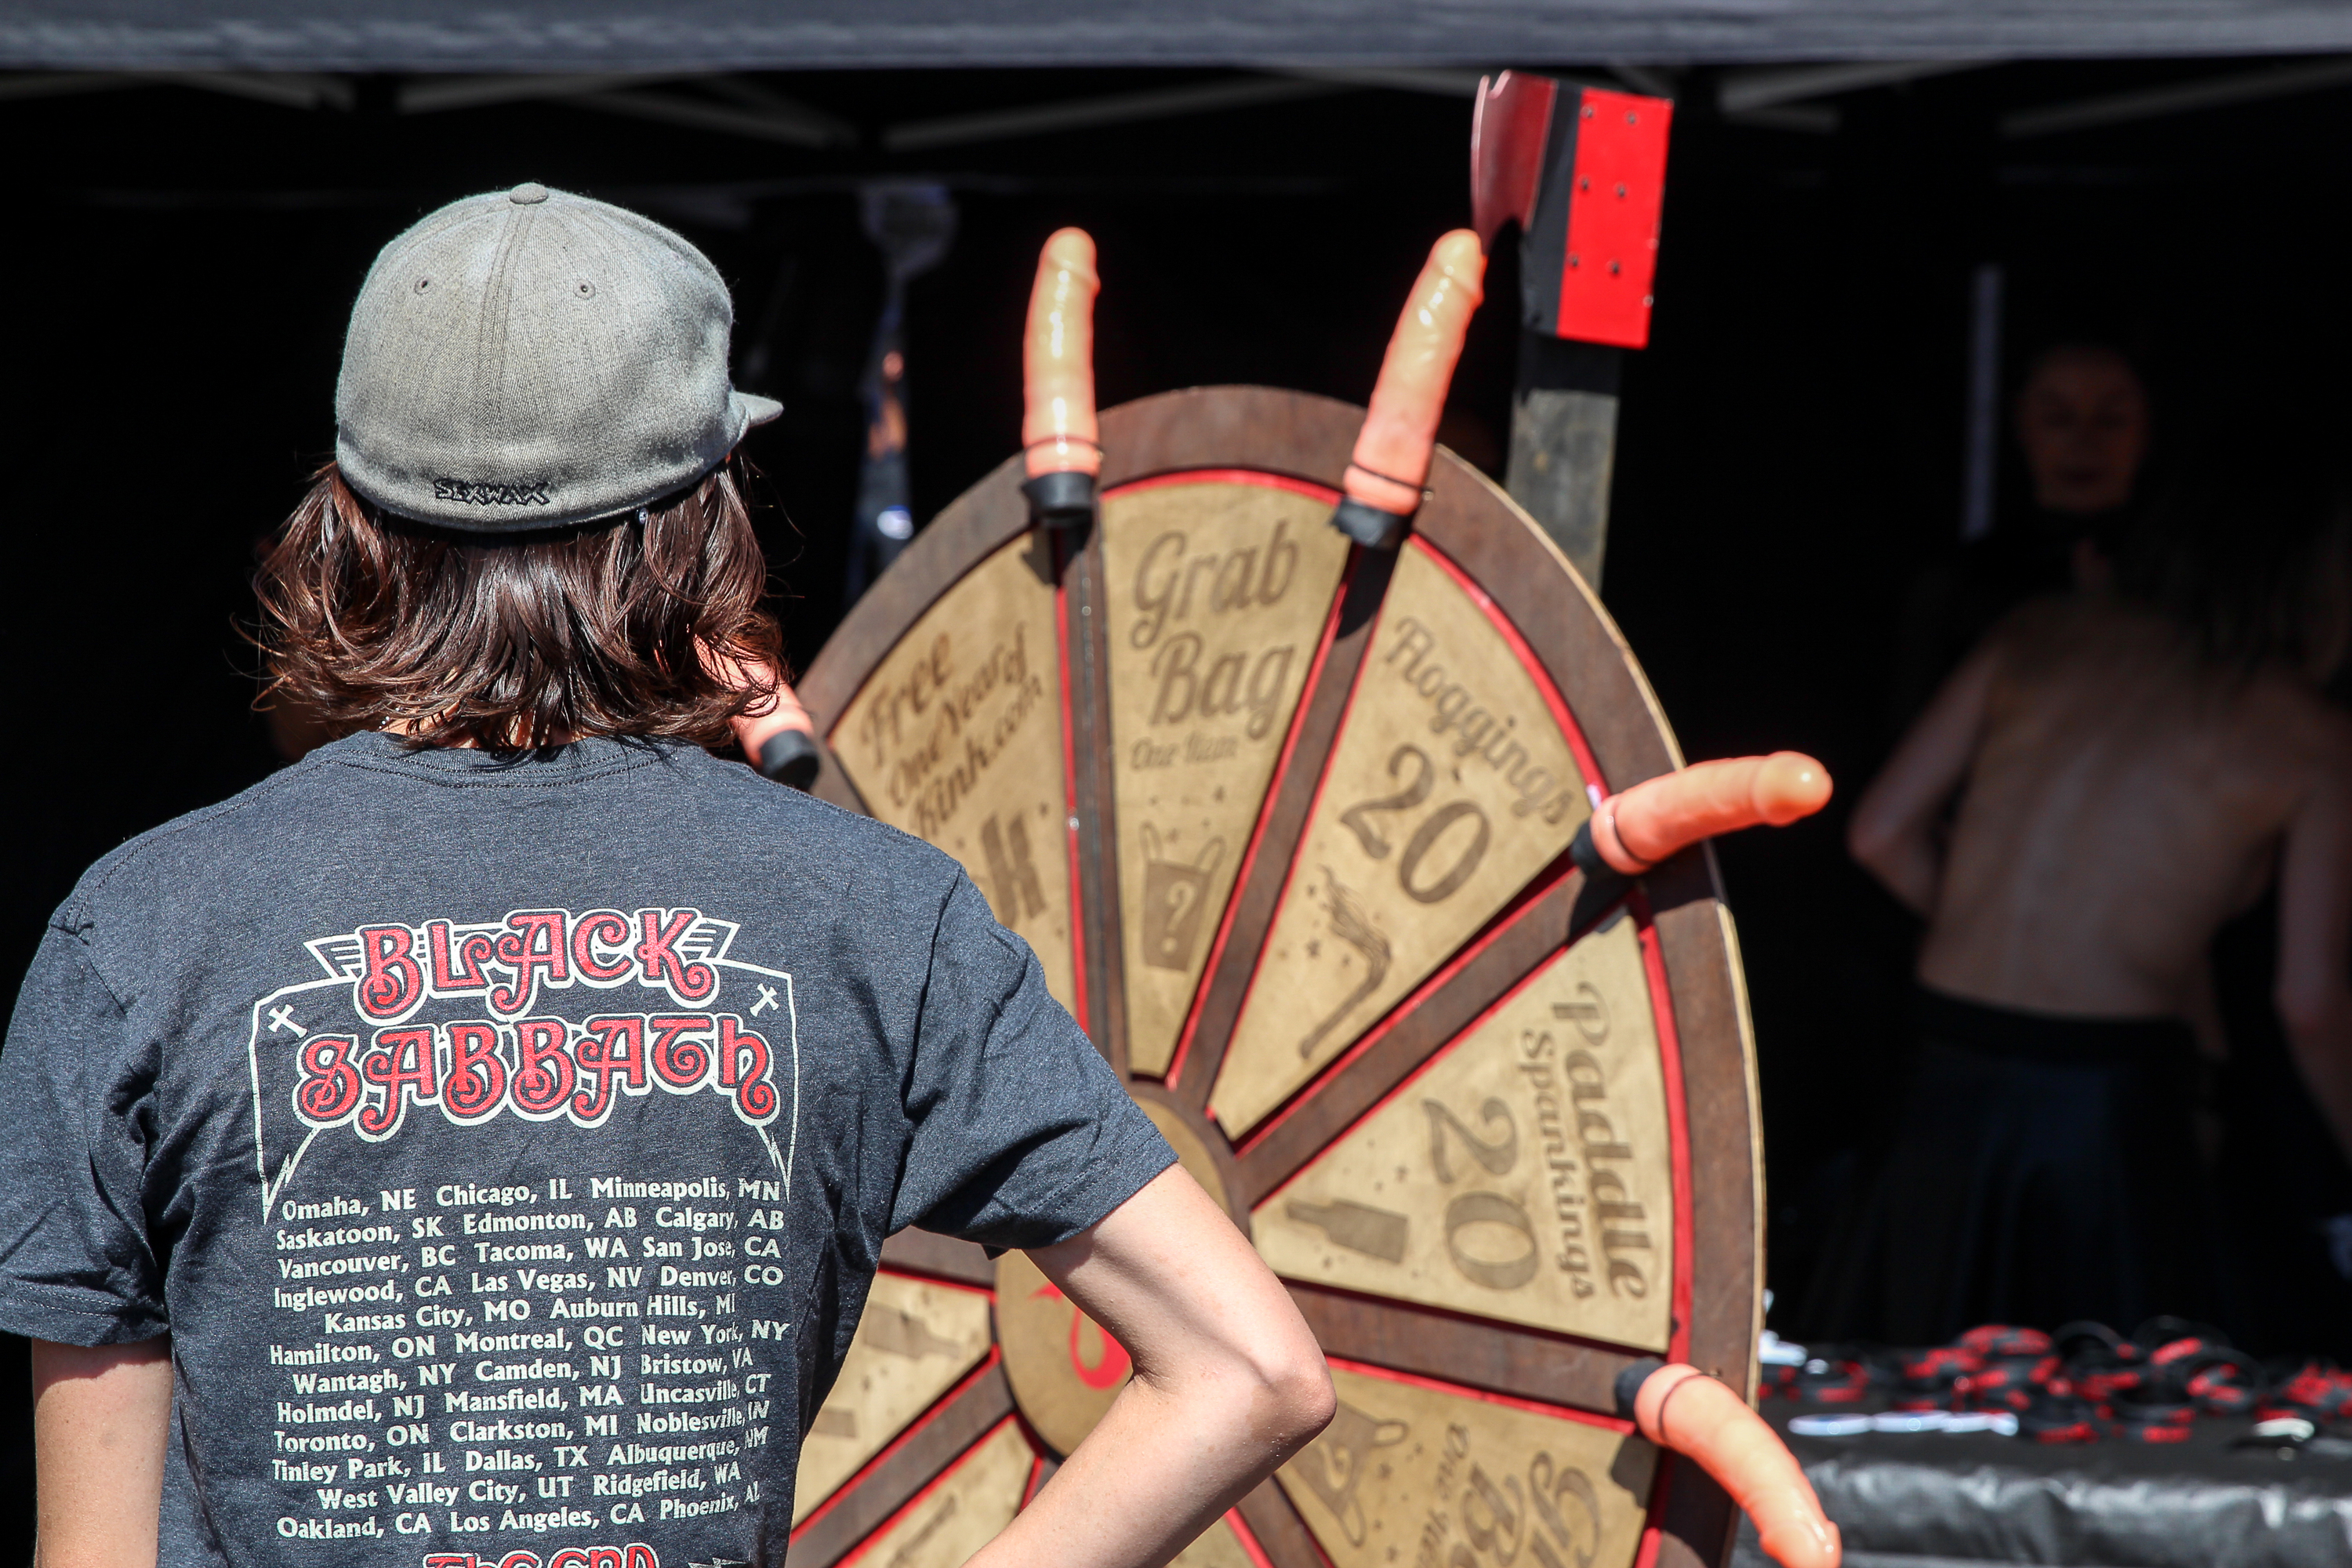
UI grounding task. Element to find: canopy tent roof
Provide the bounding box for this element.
[10,0,2352,74]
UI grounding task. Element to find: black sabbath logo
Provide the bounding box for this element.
[255,908,795,1163]
[292,1008,775,1138]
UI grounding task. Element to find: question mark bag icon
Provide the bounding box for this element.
[1138,825,1225,971]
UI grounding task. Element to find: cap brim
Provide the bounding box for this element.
[734,392,785,430]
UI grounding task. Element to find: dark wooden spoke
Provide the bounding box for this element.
[1233,1476,1326,1568]
[1412,459,1679,794]
[1067,517,1130,1070]
[1080,390,1379,1111]
[1168,544,1395,1112]
[1233,865,1628,1206]
[877,1229,995,1288]
[1287,1282,1650,1414]
[786,1360,1017,1568]
[1653,1452,1740,1568]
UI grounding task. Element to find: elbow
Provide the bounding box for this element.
[1250,1336,1335,1453]
[1275,1352,1338,1446]
[1147,1305,1334,1461]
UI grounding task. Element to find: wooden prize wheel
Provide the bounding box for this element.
[777,379,1765,1568]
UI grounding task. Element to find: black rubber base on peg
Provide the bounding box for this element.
[1568,818,1607,878]
[1022,470,1097,530]
[1615,1357,1668,1420]
[757,728,822,791]
[1330,496,1412,550]
[1568,818,1632,903]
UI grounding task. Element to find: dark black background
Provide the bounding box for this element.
[6,60,2352,1551]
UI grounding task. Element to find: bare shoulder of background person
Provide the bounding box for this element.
[1971,590,2138,697]
[2238,662,2352,785]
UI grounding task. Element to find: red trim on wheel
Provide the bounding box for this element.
[1283,1275,1655,1361]
[1631,1457,1674,1568]
[1411,535,1609,795]
[1152,468,1354,1091]
[1254,905,1641,1202]
[1103,468,1341,506]
[1225,1507,1281,1568]
[828,1411,1025,1566]
[1229,849,1599,1158]
[1210,533,1613,1138]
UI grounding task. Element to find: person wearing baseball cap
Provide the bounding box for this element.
[0,186,1331,1568]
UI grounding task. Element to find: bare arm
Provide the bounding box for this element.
[1848,641,2001,916]
[968,1166,1335,1568]
[32,1338,172,1568]
[2275,753,2352,1162]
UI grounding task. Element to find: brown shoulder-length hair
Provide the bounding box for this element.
[2114,448,2352,684]
[256,455,784,752]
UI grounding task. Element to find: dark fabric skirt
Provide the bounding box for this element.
[1802,986,2220,1345]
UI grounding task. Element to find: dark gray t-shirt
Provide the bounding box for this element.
[0,732,1170,1567]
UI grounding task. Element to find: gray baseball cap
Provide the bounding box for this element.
[335,182,782,532]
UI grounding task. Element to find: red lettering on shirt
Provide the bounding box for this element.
[443,1022,506,1121]
[426,921,495,995]
[633,909,717,1004]
[573,1014,649,1123]
[511,1018,576,1116]
[360,1026,439,1136]
[294,1035,362,1124]
[717,1016,777,1123]
[648,1014,713,1091]
[490,910,570,1016]
[356,926,424,1022]
[569,910,633,983]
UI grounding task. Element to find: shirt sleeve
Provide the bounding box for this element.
[0,920,169,1345]
[891,873,1174,1250]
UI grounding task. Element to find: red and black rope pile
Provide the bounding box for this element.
[1766,1319,2352,1446]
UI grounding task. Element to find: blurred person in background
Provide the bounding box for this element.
[1809,453,2352,1345]
[1892,343,2152,728]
